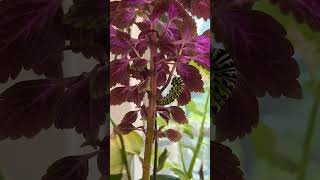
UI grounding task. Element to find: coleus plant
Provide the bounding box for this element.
[110,0,209,179]
[213,0,320,179]
[0,0,108,179]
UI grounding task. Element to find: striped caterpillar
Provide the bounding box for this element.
[157,77,184,106]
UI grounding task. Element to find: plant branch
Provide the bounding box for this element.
[187,92,210,178]
[153,121,158,180]
[179,142,188,174]
[160,62,177,93]
[142,23,158,180]
[297,89,320,180]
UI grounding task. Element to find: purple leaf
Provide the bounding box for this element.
[270,0,320,30]
[97,136,108,175]
[163,129,182,142]
[110,28,132,55]
[0,79,65,140]
[110,58,130,87]
[168,2,179,19]
[112,7,136,29]
[121,111,138,124]
[110,87,130,105]
[178,0,210,19]
[55,72,107,141]
[42,155,90,180]
[131,58,148,71]
[214,9,302,98]
[115,123,137,135]
[169,106,188,124]
[215,77,259,142]
[177,86,191,106]
[0,1,65,82]
[127,82,147,106]
[212,142,244,180]
[176,63,204,92]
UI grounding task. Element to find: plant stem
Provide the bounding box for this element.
[179,142,188,174]
[153,121,158,180]
[111,119,132,180]
[187,92,210,178]
[297,97,320,180]
[142,23,158,180]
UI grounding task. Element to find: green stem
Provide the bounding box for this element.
[179,142,188,174]
[187,92,210,178]
[111,119,132,180]
[297,97,319,180]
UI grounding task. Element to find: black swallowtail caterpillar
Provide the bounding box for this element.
[157,77,184,106]
[212,48,238,114]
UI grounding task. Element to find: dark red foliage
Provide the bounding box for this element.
[42,155,90,180]
[0,0,65,82]
[269,0,320,30]
[214,77,259,142]
[212,142,244,180]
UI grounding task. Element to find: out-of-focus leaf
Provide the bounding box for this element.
[157,148,169,172]
[110,136,125,174]
[110,174,123,180]
[187,101,203,116]
[116,131,143,155]
[170,167,189,180]
[249,122,299,173]
[140,174,180,180]
[182,124,194,139]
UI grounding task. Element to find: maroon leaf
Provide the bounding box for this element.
[176,63,204,92]
[169,106,188,124]
[121,111,138,124]
[212,142,244,180]
[112,7,136,29]
[110,87,130,106]
[269,0,320,30]
[163,129,182,142]
[0,1,65,82]
[215,77,259,142]
[115,123,137,135]
[177,86,191,106]
[110,28,132,55]
[55,72,107,141]
[127,82,147,106]
[131,58,148,71]
[213,9,302,98]
[97,136,108,175]
[0,79,65,140]
[178,0,210,19]
[42,155,90,180]
[110,58,130,87]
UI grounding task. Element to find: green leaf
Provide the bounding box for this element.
[186,101,203,116]
[110,131,143,174]
[0,170,5,180]
[110,174,123,180]
[116,131,144,155]
[110,136,126,174]
[140,175,180,180]
[170,168,189,180]
[182,124,194,139]
[157,148,170,172]
[249,122,299,173]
